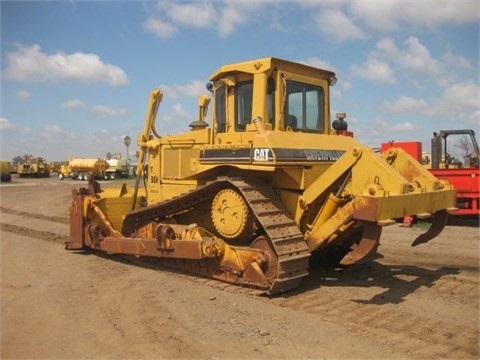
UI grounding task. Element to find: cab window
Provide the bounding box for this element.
[215,86,226,132]
[267,77,275,128]
[235,81,253,131]
[285,81,324,131]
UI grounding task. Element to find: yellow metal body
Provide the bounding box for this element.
[58,158,110,180]
[0,161,13,182]
[18,156,50,178]
[67,57,456,294]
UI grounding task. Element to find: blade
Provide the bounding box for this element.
[411,210,448,247]
[339,222,382,265]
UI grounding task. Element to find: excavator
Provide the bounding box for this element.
[66,58,456,294]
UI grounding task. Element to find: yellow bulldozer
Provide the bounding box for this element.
[67,58,456,294]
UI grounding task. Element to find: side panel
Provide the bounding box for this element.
[430,168,480,215]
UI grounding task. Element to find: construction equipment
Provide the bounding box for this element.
[0,161,13,182]
[382,130,479,217]
[67,57,456,294]
[18,156,50,178]
[105,156,131,179]
[49,161,62,173]
[430,130,479,216]
[58,158,110,180]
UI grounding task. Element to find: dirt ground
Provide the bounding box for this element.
[1,175,479,360]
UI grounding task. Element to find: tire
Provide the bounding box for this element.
[1,173,11,182]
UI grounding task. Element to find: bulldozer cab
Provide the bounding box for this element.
[209,58,336,138]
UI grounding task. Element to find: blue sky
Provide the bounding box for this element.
[1,0,479,162]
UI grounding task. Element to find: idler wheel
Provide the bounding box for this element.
[250,236,278,281]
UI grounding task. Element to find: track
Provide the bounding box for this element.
[122,177,311,294]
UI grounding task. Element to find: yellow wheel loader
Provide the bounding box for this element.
[67,58,456,294]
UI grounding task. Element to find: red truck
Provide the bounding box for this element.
[382,129,479,217]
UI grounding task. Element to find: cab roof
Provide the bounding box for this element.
[209,57,336,82]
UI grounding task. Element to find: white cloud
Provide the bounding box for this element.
[16,90,31,100]
[159,80,206,99]
[375,120,421,133]
[438,80,480,112]
[349,2,400,32]
[143,1,479,41]
[146,0,264,38]
[391,121,420,132]
[371,37,442,76]
[350,1,480,31]
[401,37,441,75]
[380,96,432,115]
[172,102,194,120]
[313,8,366,41]
[301,57,336,72]
[468,111,480,127]
[143,17,176,38]
[217,1,254,38]
[379,80,479,126]
[41,124,64,137]
[341,80,352,91]
[351,37,455,85]
[167,1,216,28]
[62,99,86,109]
[3,44,129,86]
[0,117,16,131]
[350,59,396,84]
[442,50,471,70]
[91,105,128,117]
[331,88,342,101]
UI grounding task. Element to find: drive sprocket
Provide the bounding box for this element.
[211,188,254,241]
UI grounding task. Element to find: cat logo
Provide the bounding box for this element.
[253,148,271,161]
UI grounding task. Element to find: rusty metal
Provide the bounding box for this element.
[339,222,382,265]
[411,210,449,247]
[66,189,86,250]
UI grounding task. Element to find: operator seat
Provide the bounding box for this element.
[286,115,297,128]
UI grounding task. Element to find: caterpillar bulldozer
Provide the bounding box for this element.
[67,58,456,295]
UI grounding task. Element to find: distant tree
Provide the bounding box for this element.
[455,136,472,156]
[106,152,112,160]
[12,156,23,165]
[123,136,131,160]
[12,154,32,165]
[455,135,474,166]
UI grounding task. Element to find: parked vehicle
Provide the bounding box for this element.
[0,161,13,182]
[18,156,50,178]
[58,158,109,180]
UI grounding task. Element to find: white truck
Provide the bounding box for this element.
[105,158,130,179]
